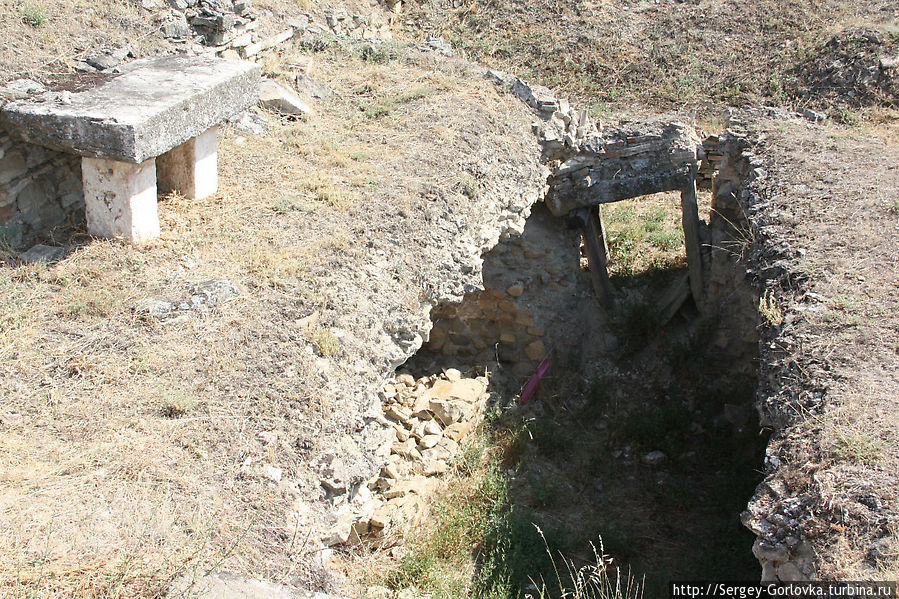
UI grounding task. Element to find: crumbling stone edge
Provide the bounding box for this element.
[717,108,822,581]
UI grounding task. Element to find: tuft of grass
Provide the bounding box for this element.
[647,229,684,251]
[362,87,431,118]
[357,42,402,64]
[20,2,47,26]
[309,327,339,357]
[529,529,644,599]
[830,427,886,465]
[160,391,196,419]
[758,289,783,326]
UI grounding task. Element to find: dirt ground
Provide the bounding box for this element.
[405,0,898,123]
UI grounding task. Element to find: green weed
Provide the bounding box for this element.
[160,390,196,418]
[362,87,430,118]
[21,2,47,26]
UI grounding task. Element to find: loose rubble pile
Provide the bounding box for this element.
[486,71,601,161]
[157,0,394,61]
[323,370,489,546]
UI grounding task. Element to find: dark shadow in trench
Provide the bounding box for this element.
[401,203,768,598]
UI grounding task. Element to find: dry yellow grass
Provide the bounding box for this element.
[0,0,167,82]
[0,36,541,596]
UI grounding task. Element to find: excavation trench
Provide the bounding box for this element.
[388,139,770,594]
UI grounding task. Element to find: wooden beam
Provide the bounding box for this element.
[657,273,690,325]
[597,205,610,262]
[577,206,616,308]
[681,175,704,310]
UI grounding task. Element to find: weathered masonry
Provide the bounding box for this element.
[0,56,260,244]
[543,119,705,310]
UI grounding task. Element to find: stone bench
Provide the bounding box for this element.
[0,55,260,243]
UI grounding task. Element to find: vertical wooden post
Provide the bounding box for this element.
[681,172,704,309]
[597,204,610,263]
[575,206,616,308]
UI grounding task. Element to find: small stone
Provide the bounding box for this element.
[429,399,463,426]
[220,49,241,61]
[396,373,415,387]
[443,420,472,442]
[5,79,46,95]
[497,299,517,313]
[506,283,524,297]
[799,108,826,123]
[642,450,666,466]
[423,460,448,476]
[410,420,425,440]
[294,73,333,100]
[419,434,441,449]
[382,463,402,480]
[367,585,392,599]
[524,340,547,361]
[484,69,513,86]
[18,244,65,264]
[352,518,370,536]
[527,327,545,337]
[187,280,240,308]
[775,562,804,581]
[369,505,393,529]
[261,464,282,483]
[161,15,190,38]
[258,78,311,116]
[393,425,410,442]
[423,420,442,436]
[133,298,176,316]
[391,439,417,459]
[229,110,269,135]
[500,332,516,344]
[85,46,131,71]
[256,430,278,445]
[321,478,346,495]
[323,514,359,546]
[429,378,484,403]
[0,412,24,427]
[443,368,461,382]
[385,405,412,423]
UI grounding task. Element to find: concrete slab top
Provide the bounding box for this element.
[0,56,260,163]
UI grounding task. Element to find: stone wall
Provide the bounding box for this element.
[702,131,761,370]
[0,129,83,249]
[411,203,604,386]
[712,109,818,581]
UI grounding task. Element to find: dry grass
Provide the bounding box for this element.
[407,0,897,121]
[749,117,899,579]
[0,35,543,597]
[0,0,168,83]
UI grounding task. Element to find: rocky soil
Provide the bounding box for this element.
[729,109,899,580]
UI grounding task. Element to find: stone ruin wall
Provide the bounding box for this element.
[415,203,603,386]
[0,130,83,249]
[706,112,818,581]
[701,131,763,372]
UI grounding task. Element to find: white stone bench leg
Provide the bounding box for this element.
[156,126,218,200]
[82,156,160,243]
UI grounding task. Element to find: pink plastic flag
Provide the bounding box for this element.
[519,357,551,404]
